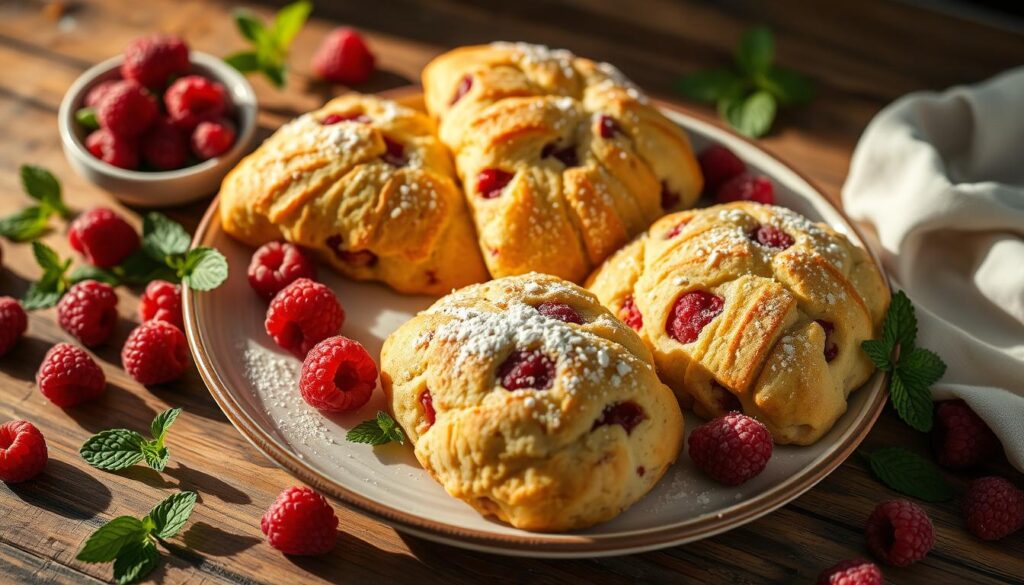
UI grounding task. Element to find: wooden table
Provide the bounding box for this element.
[1,1,1022,583]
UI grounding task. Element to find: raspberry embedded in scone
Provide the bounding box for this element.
[586,202,890,445]
[380,273,684,532]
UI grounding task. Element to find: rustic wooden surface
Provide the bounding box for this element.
[1,0,1022,583]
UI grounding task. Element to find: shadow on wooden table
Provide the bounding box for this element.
[3,458,111,520]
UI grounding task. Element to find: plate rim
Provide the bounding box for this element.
[182,89,890,557]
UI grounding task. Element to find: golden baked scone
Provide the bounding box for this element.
[380,273,684,531]
[421,43,703,283]
[587,202,889,445]
[219,94,488,295]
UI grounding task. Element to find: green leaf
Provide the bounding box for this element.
[146,491,197,539]
[0,206,49,241]
[861,339,892,371]
[725,90,777,138]
[233,10,267,43]
[180,247,228,291]
[676,69,744,103]
[224,51,261,73]
[20,165,65,215]
[142,445,169,472]
[883,290,917,354]
[75,107,100,130]
[757,66,814,105]
[867,447,955,502]
[80,429,146,471]
[889,369,934,432]
[736,26,774,75]
[898,347,946,387]
[271,0,312,49]
[22,281,62,310]
[112,539,159,584]
[262,62,286,88]
[32,240,64,273]
[150,408,182,444]
[117,250,179,285]
[346,411,405,446]
[76,516,148,563]
[142,212,191,259]
[70,264,120,286]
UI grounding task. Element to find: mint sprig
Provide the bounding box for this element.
[23,241,73,310]
[77,491,196,584]
[346,411,405,446]
[861,291,947,432]
[225,1,312,88]
[80,408,182,472]
[677,26,813,138]
[0,165,70,241]
[866,447,955,502]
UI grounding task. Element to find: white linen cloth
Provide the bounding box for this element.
[842,67,1024,471]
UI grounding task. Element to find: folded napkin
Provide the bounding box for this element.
[842,67,1024,471]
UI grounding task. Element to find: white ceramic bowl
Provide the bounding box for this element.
[58,51,257,208]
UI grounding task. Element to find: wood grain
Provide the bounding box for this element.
[0,0,1022,583]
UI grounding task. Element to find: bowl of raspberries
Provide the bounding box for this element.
[58,34,257,207]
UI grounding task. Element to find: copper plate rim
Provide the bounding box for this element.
[182,89,890,557]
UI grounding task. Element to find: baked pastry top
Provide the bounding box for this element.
[380,273,684,531]
[422,43,703,283]
[219,94,488,295]
[587,202,889,445]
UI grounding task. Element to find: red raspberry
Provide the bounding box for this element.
[36,343,106,407]
[932,400,1000,469]
[56,280,119,347]
[666,290,724,344]
[699,145,747,194]
[248,242,317,300]
[84,80,119,108]
[688,412,773,485]
[96,80,158,137]
[261,486,338,555]
[121,34,190,88]
[68,207,140,268]
[865,499,934,566]
[312,28,375,85]
[817,320,839,362]
[191,118,236,160]
[476,168,514,199]
[85,129,139,170]
[536,301,583,324]
[141,118,189,170]
[593,401,646,434]
[751,224,794,249]
[717,174,775,205]
[299,336,377,412]
[164,75,228,130]
[816,558,883,585]
[498,350,555,391]
[122,320,190,385]
[598,115,623,139]
[139,280,183,329]
[0,420,47,483]
[963,476,1024,540]
[0,297,28,357]
[619,295,643,331]
[419,389,436,427]
[265,278,345,358]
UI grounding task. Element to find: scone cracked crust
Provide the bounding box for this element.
[380,273,684,532]
[587,202,890,446]
[219,94,488,295]
[422,43,703,284]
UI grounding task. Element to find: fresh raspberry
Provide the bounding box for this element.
[592,401,646,434]
[247,242,317,300]
[56,280,119,347]
[96,80,158,137]
[717,174,775,205]
[68,207,140,268]
[265,278,345,358]
[141,118,189,170]
[299,336,377,412]
[0,297,28,357]
[816,558,883,585]
[36,343,106,407]
[963,476,1024,540]
[121,34,190,88]
[85,129,139,170]
[751,224,794,249]
[688,412,773,485]
[498,350,555,391]
[312,28,376,85]
[191,118,236,160]
[261,486,338,556]
[0,420,47,483]
[122,320,190,385]
[476,168,514,199]
[138,280,183,329]
[931,400,1000,469]
[699,145,747,194]
[164,75,228,130]
[666,290,724,344]
[619,295,643,330]
[84,80,119,108]
[536,302,583,324]
[865,499,934,566]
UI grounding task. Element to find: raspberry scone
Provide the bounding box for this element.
[219,94,488,295]
[380,273,683,531]
[422,43,703,283]
[586,202,889,445]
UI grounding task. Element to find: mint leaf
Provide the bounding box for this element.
[75,107,100,130]
[112,539,159,585]
[0,206,49,241]
[890,369,934,432]
[233,10,267,43]
[736,26,774,75]
[180,247,228,291]
[861,339,893,371]
[346,411,405,446]
[262,62,286,88]
[22,283,62,310]
[758,66,814,105]
[80,429,146,471]
[898,347,946,386]
[150,408,182,445]
[271,0,312,49]
[867,447,955,502]
[883,290,917,354]
[70,264,120,286]
[142,212,191,259]
[676,69,743,103]
[32,240,64,273]
[727,90,776,138]
[146,491,197,539]
[22,242,71,309]
[117,250,178,285]
[224,51,260,72]
[76,516,148,563]
[142,444,169,472]
[21,165,66,216]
